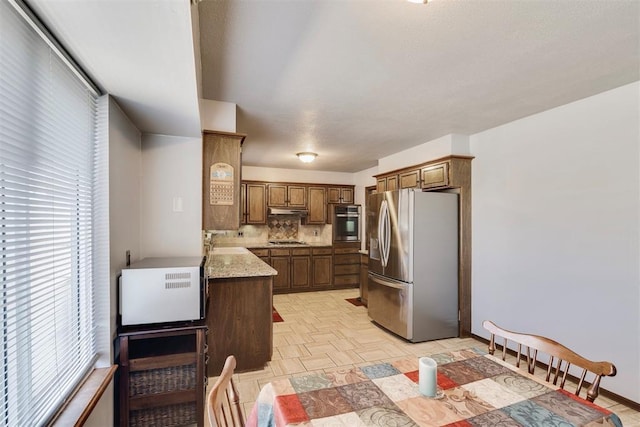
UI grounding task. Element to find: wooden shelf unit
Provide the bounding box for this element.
[115,323,208,427]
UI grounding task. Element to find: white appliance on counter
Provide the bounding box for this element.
[367,189,458,342]
[119,256,206,326]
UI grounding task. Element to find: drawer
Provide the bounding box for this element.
[312,247,332,255]
[250,248,269,257]
[334,264,360,275]
[333,274,359,286]
[270,248,291,257]
[334,254,360,265]
[333,247,360,254]
[291,248,311,256]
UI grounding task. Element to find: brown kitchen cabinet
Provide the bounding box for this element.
[241,182,267,225]
[311,247,333,289]
[267,184,307,208]
[207,275,273,374]
[269,246,336,293]
[376,176,397,193]
[291,248,311,289]
[421,161,450,189]
[270,248,312,292]
[360,253,369,305]
[306,186,327,224]
[115,324,207,427]
[269,249,291,291]
[241,181,354,223]
[398,169,421,189]
[327,186,354,204]
[202,130,245,230]
[333,242,360,288]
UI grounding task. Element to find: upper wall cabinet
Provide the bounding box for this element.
[306,186,327,224]
[202,130,245,230]
[267,184,307,208]
[398,169,421,189]
[421,162,449,189]
[241,182,267,225]
[327,186,354,204]
[242,181,354,225]
[376,176,398,193]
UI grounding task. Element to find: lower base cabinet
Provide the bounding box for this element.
[261,245,360,294]
[115,324,208,427]
[208,276,273,375]
[312,247,333,289]
[360,253,369,305]
[333,242,361,288]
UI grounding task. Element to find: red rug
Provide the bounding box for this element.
[273,306,283,322]
[346,297,364,307]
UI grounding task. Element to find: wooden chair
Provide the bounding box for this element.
[207,355,244,427]
[482,320,616,402]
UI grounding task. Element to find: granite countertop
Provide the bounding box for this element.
[219,242,332,249]
[207,248,277,279]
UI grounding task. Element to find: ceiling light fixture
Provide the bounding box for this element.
[407,0,429,3]
[297,152,318,163]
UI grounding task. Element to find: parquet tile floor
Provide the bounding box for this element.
[206,288,640,426]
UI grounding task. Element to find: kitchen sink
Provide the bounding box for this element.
[211,247,249,255]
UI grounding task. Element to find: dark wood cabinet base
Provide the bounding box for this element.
[207,276,273,376]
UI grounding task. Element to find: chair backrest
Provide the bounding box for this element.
[482,320,616,402]
[207,355,244,427]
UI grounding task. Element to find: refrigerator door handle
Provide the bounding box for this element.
[379,200,390,267]
[368,272,406,290]
[378,201,384,266]
[384,203,390,266]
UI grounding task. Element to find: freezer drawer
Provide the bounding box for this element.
[367,273,413,340]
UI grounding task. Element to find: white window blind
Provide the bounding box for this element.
[0,1,100,425]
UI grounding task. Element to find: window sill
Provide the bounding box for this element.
[50,365,118,427]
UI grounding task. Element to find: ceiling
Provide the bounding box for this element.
[27,0,639,173]
[198,0,639,172]
[28,0,202,138]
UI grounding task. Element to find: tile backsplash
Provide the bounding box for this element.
[268,216,298,240]
[206,217,332,249]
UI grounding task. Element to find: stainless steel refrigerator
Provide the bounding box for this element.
[367,189,458,342]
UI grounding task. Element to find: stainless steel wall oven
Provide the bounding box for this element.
[332,204,361,241]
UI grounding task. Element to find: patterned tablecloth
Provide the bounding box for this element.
[246,347,622,426]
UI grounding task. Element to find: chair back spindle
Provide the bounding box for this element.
[483,320,616,403]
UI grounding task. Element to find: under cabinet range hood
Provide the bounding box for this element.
[268,207,309,216]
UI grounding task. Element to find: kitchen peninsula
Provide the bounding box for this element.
[206,247,277,375]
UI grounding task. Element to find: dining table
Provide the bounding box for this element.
[246,346,622,426]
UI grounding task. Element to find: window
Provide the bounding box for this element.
[0,1,102,425]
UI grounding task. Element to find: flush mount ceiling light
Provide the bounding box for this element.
[297,152,318,163]
[407,0,429,3]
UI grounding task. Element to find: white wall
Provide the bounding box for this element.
[108,97,143,332]
[471,82,640,402]
[377,134,470,174]
[86,96,142,427]
[242,165,354,185]
[140,134,202,257]
[200,99,236,132]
